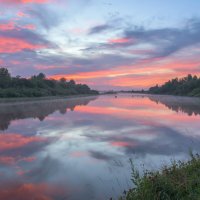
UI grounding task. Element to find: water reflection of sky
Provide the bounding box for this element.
[0,94,200,200]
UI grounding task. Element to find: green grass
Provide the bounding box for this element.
[120,153,200,200]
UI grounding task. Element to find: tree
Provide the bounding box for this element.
[60,78,66,83]
[0,67,99,97]
[0,67,11,88]
[37,73,46,80]
[69,79,75,85]
[0,68,11,78]
[149,74,200,97]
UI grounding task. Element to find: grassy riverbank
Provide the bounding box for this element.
[0,94,98,104]
[120,154,200,200]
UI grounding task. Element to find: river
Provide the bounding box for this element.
[0,94,200,200]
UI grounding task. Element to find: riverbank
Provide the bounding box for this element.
[114,90,200,98]
[0,94,99,104]
[119,154,200,200]
[147,92,200,98]
[121,91,200,99]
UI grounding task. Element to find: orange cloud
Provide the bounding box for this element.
[49,56,200,89]
[109,74,174,88]
[50,66,164,80]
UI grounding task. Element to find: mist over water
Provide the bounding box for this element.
[0,94,200,200]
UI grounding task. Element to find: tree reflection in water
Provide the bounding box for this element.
[148,95,200,116]
[0,96,97,131]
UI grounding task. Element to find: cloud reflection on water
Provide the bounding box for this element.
[0,94,200,199]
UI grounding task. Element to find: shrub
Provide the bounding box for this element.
[120,154,200,200]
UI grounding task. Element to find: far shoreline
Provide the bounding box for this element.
[0,92,199,105]
[118,91,200,99]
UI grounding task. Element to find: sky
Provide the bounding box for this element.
[0,0,200,90]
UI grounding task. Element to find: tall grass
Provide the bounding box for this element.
[120,153,200,200]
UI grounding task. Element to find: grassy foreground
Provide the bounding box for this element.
[120,154,200,200]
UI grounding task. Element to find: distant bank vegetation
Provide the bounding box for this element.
[0,67,98,98]
[149,74,200,97]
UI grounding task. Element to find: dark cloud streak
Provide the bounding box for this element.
[124,18,200,57]
[88,24,113,35]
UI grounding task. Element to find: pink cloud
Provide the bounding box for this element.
[70,151,88,157]
[108,37,133,44]
[0,37,45,53]
[0,0,49,4]
[21,24,36,30]
[110,141,136,147]
[0,22,15,31]
[35,65,66,70]
[17,11,27,17]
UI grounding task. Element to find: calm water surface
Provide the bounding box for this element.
[0,94,200,200]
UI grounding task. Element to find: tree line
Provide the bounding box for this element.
[149,74,200,97]
[0,67,99,98]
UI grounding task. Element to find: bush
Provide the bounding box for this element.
[120,154,200,200]
[189,88,200,97]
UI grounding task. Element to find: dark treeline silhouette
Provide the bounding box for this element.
[149,74,200,97]
[120,89,146,93]
[0,67,98,98]
[0,96,97,131]
[149,95,200,116]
